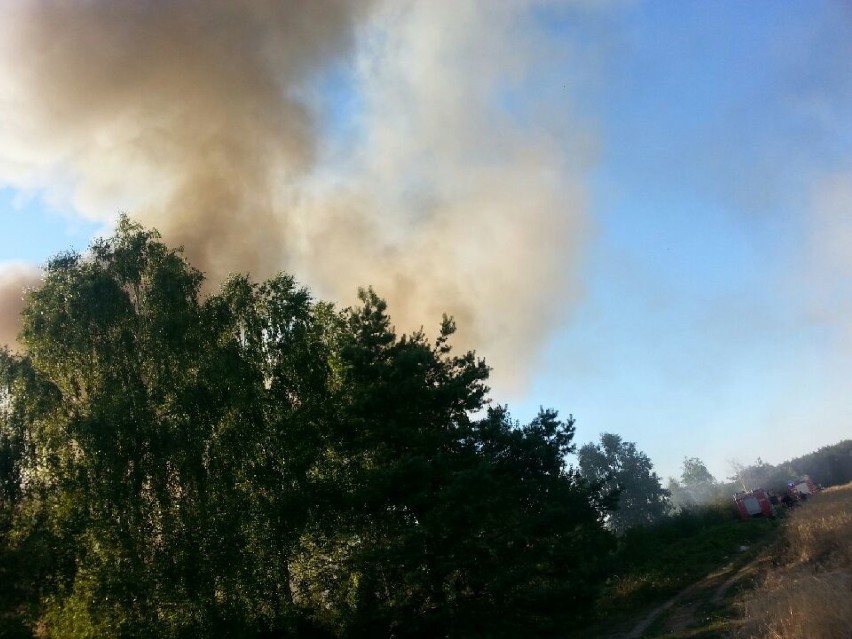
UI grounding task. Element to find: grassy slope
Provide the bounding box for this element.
[732,483,852,639]
[634,483,852,639]
[570,503,780,638]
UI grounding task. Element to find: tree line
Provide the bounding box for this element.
[666,442,852,509]
[0,218,614,638]
[1,218,848,638]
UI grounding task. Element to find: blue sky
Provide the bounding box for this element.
[0,188,101,260]
[0,1,850,482]
[510,0,852,479]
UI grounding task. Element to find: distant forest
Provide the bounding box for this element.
[729,440,852,493]
[665,440,852,510]
[1,218,849,638]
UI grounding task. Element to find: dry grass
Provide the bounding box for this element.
[735,483,852,639]
[785,489,852,565]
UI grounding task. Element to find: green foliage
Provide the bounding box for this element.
[2,218,612,638]
[668,457,723,507]
[681,457,716,488]
[578,433,671,534]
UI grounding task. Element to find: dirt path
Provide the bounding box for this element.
[624,562,735,638]
[624,547,775,638]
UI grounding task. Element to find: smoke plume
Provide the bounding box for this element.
[804,174,852,346]
[0,1,592,394]
[0,263,41,352]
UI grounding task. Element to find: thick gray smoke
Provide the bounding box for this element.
[0,0,370,280]
[0,263,41,352]
[0,1,592,394]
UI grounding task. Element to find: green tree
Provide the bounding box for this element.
[0,350,32,508]
[293,290,611,637]
[578,433,670,534]
[5,218,614,638]
[16,218,217,636]
[680,457,719,504]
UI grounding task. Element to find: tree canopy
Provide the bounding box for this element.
[1,218,613,638]
[577,433,670,534]
[665,457,722,508]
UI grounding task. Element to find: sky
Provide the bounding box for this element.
[0,0,850,482]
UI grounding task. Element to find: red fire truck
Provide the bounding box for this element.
[789,475,818,500]
[734,488,776,520]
